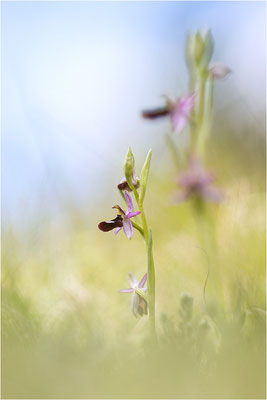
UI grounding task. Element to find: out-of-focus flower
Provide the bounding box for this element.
[117,168,140,191]
[175,154,223,203]
[209,64,231,80]
[119,272,148,317]
[142,92,196,133]
[98,191,141,239]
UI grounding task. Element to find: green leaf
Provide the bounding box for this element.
[124,147,135,189]
[139,149,152,204]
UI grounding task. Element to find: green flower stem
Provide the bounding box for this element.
[197,73,206,127]
[207,76,214,122]
[138,202,149,244]
[195,73,214,159]
[147,229,156,339]
[138,202,157,339]
[124,149,156,339]
[132,186,140,208]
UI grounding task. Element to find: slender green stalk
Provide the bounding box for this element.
[138,202,149,244]
[137,202,157,339]
[147,229,156,337]
[125,149,157,339]
[197,74,206,127]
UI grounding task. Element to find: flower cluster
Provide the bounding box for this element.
[142,30,230,141]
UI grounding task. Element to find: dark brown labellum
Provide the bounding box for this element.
[98,216,123,232]
[117,180,140,191]
[142,107,170,119]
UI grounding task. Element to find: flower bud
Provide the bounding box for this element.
[209,64,231,80]
[186,30,215,71]
[180,292,194,312]
[124,147,135,189]
[194,31,205,66]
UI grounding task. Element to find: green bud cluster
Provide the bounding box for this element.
[186,29,214,74]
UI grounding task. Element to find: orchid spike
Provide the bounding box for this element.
[142,92,196,134]
[98,191,141,240]
[119,272,148,317]
[175,154,223,203]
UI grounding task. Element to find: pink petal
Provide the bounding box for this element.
[119,288,134,293]
[179,93,196,114]
[127,272,138,288]
[138,273,147,288]
[124,191,133,213]
[171,111,188,133]
[209,64,231,80]
[123,218,133,240]
[114,227,122,235]
[132,169,138,185]
[127,211,141,219]
[171,93,195,133]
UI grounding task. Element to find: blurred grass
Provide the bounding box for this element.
[1,132,266,399]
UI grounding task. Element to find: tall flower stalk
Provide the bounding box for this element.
[122,147,157,339]
[98,147,157,340]
[142,30,230,314]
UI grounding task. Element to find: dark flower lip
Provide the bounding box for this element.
[117,180,140,191]
[142,107,170,119]
[98,216,123,232]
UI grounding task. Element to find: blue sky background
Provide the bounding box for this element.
[2,1,266,224]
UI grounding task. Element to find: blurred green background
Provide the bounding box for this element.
[1,1,266,399]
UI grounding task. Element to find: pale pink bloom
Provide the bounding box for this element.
[209,64,231,80]
[175,154,223,203]
[142,92,196,133]
[119,272,148,317]
[98,191,141,240]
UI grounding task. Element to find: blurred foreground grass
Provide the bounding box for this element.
[1,134,266,399]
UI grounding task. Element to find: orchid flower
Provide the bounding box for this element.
[117,168,140,191]
[175,154,223,203]
[98,191,141,240]
[142,92,196,134]
[119,272,148,317]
